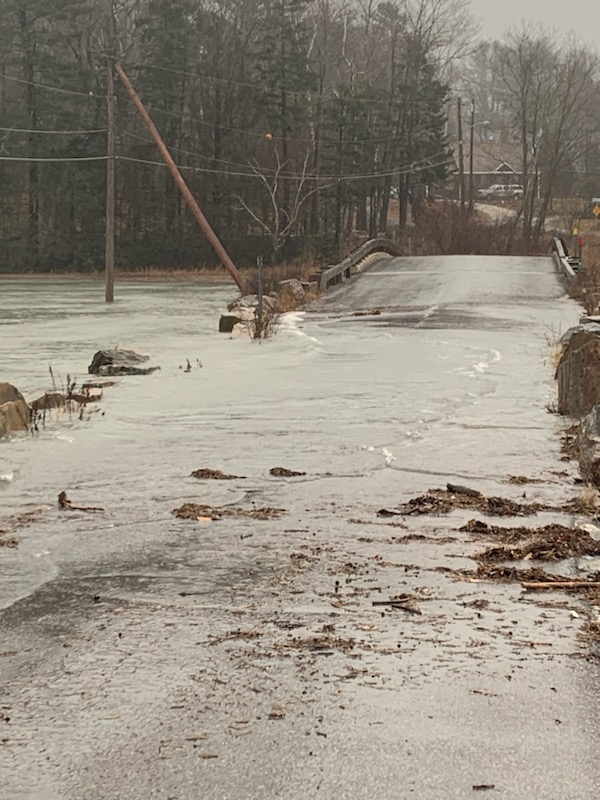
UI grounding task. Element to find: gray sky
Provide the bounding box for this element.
[469,0,600,46]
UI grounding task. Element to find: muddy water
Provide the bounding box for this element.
[0,263,577,614]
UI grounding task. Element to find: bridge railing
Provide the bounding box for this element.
[551,237,581,281]
[310,237,399,292]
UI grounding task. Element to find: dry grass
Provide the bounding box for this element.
[242,259,317,296]
[567,234,600,314]
[572,487,599,515]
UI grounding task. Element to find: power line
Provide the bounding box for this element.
[0,144,452,178]
[0,155,107,162]
[0,125,107,135]
[2,66,446,147]
[117,153,454,182]
[2,73,105,99]
[123,130,450,178]
[134,100,448,148]
[124,59,446,107]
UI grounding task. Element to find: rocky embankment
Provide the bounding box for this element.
[556,316,600,484]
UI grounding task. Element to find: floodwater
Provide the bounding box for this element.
[2,259,600,799]
[0,264,579,608]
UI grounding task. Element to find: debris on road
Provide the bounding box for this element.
[190,468,245,480]
[446,483,482,497]
[522,580,600,590]
[57,491,104,513]
[0,507,47,548]
[172,502,285,521]
[372,594,422,614]
[506,475,543,484]
[378,487,551,518]
[270,467,307,477]
[474,525,600,561]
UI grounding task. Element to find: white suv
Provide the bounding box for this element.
[477,184,524,200]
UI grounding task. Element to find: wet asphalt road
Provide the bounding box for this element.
[2,256,600,799]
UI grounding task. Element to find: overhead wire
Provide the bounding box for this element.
[2,65,446,147]
[0,154,107,162]
[117,153,454,182]
[122,130,451,179]
[0,63,451,178]
[123,59,445,106]
[0,125,107,135]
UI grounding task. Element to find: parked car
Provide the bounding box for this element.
[477,184,524,200]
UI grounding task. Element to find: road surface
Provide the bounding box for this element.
[1,257,598,800]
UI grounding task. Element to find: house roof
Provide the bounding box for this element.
[452,142,523,174]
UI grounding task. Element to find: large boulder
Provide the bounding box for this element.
[278,279,305,305]
[556,327,600,417]
[219,306,256,333]
[227,294,277,312]
[0,383,30,438]
[88,345,159,376]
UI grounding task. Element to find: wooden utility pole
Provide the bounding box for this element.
[105,60,116,302]
[468,99,475,214]
[457,97,465,210]
[115,64,246,294]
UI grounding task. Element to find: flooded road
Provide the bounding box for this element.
[1,258,599,799]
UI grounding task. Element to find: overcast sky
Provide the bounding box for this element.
[469,0,599,46]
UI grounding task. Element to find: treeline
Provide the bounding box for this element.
[0,0,469,273]
[457,27,600,252]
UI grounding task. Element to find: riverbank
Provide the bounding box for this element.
[0,269,232,283]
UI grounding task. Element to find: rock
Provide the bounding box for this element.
[97,364,160,376]
[579,407,600,486]
[0,382,30,438]
[0,383,24,406]
[231,321,252,339]
[30,392,65,412]
[278,279,305,303]
[227,294,276,312]
[560,323,600,345]
[219,314,243,333]
[77,387,103,403]
[88,345,159,376]
[30,386,103,413]
[83,380,118,389]
[556,327,600,417]
[219,306,257,333]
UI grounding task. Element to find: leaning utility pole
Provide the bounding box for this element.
[115,64,246,294]
[105,0,116,303]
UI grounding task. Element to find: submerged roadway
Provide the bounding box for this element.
[1,254,599,799]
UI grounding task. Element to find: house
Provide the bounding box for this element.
[450,142,524,198]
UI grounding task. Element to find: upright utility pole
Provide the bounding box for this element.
[468,99,475,214]
[105,0,116,303]
[115,64,246,294]
[457,97,465,210]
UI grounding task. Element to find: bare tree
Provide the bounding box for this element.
[236,147,326,258]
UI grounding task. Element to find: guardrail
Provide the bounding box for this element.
[551,237,581,282]
[310,237,400,292]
